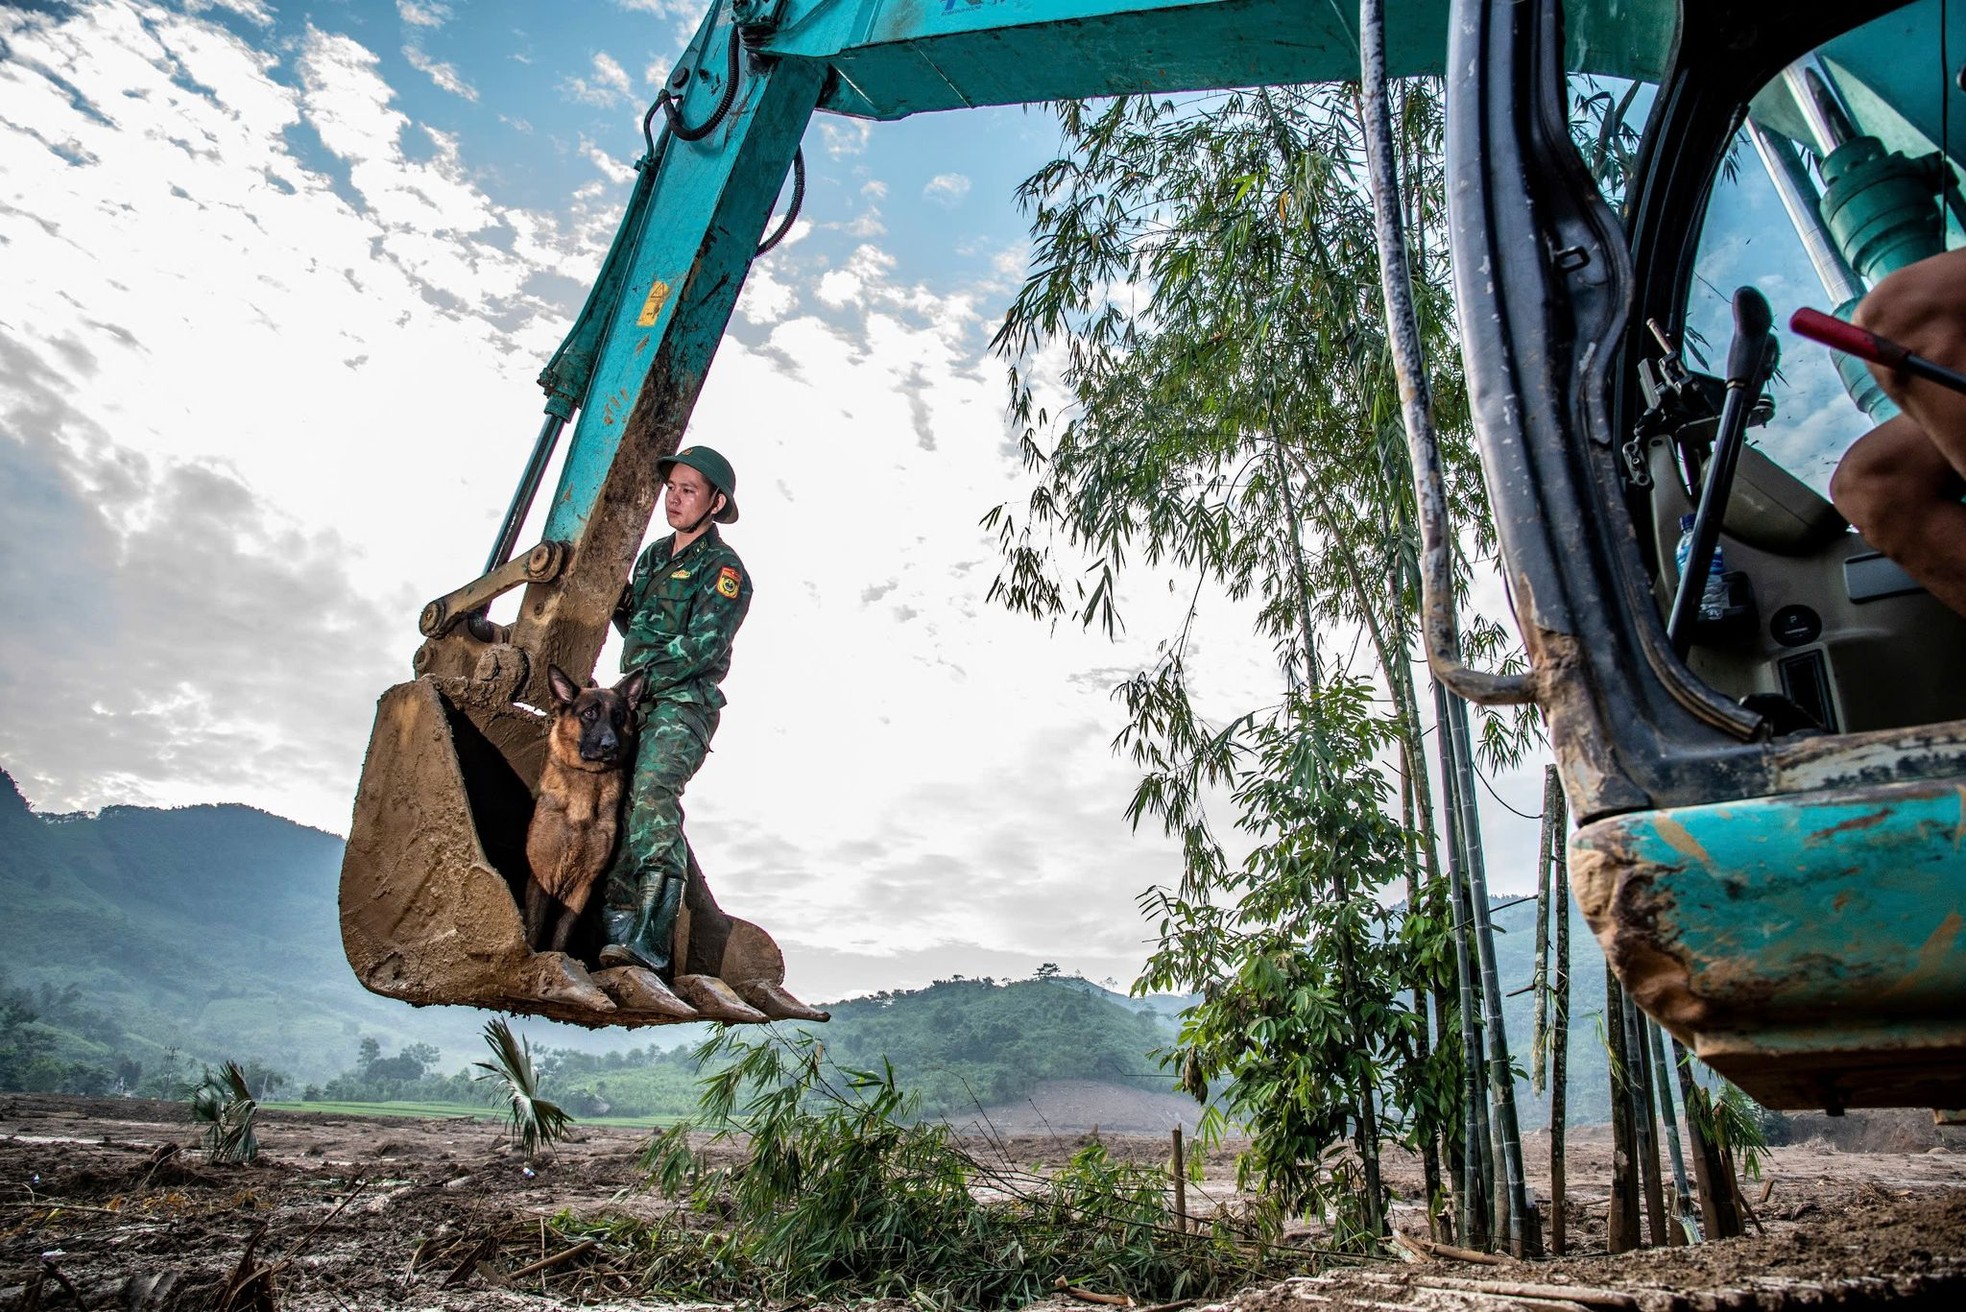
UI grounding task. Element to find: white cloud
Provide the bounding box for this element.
[403,45,478,101]
[813,245,897,308]
[819,119,871,159]
[397,1,452,28]
[0,1,605,831]
[183,0,275,25]
[584,140,637,185]
[564,51,634,107]
[612,0,708,16]
[861,179,888,199]
[736,267,796,324]
[923,172,972,206]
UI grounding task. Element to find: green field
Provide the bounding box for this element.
[262,1099,680,1128]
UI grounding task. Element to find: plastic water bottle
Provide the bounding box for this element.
[1676,514,1729,621]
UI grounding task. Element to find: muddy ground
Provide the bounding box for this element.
[2,1094,1964,1310]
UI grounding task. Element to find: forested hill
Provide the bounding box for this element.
[0,771,1186,1109]
[0,768,473,1090]
[0,767,1622,1125]
[808,976,1178,1114]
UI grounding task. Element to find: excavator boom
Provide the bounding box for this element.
[343,0,1966,1115]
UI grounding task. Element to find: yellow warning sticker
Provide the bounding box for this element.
[637,279,672,326]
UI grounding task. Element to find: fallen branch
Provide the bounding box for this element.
[444,1234,500,1289]
[40,1258,88,1311]
[1414,1276,1639,1309]
[1408,1237,1505,1266]
[1387,1231,1432,1264]
[509,1240,598,1281]
[1055,1276,1133,1306]
[1,1200,128,1215]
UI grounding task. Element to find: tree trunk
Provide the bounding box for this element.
[1673,1040,1744,1239]
[1624,990,1669,1246]
[1532,769,1554,1094]
[1548,769,1570,1256]
[1647,1016,1700,1243]
[1434,682,1490,1249]
[1604,972,1642,1253]
[1440,688,1537,1257]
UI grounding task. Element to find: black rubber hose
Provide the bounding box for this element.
[663,29,742,143]
[756,148,805,255]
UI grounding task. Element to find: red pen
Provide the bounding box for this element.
[1791,305,1966,396]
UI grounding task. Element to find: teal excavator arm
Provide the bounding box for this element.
[338,0,1669,1030]
[348,0,1528,1027]
[463,0,1486,704]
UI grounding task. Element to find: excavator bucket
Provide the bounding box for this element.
[340,674,829,1028]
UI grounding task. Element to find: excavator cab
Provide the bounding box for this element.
[1448,0,1966,1109]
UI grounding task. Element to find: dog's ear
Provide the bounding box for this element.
[615,666,650,708]
[546,664,582,708]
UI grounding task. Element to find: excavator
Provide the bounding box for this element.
[341,0,1966,1113]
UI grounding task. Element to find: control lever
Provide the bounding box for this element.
[1666,287,1778,658]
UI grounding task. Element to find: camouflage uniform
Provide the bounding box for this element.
[601,524,752,976]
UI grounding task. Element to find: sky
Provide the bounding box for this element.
[0,0,1554,1009]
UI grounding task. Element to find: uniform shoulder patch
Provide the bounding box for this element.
[715,565,742,599]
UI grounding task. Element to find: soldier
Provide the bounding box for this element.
[599,445,752,978]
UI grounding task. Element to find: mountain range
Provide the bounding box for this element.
[0,767,1619,1121]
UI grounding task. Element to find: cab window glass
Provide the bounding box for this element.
[1564,0,1681,210]
[1685,0,1965,497]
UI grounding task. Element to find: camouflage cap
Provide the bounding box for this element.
[657,445,739,523]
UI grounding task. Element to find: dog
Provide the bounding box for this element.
[523,664,647,954]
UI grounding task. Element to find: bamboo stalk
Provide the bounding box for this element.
[1531,769,1554,1095]
[1546,767,1570,1257]
[1672,1038,1744,1239]
[1623,991,1668,1246]
[1646,1017,1700,1243]
[510,1240,597,1280]
[1398,761,1446,1240]
[1604,973,1641,1253]
[1410,1236,1507,1266]
[1434,682,1490,1250]
[1170,1127,1187,1234]
[1441,688,1537,1256]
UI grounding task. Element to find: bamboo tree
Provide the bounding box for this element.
[1532,779,1554,1095]
[1624,991,1670,1245]
[1605,974,1642,1253]
[1674,1040,1746,1239]
[1441,688,1536,1255]
[1545,768,1571,1255]
[1647,1016,1702,1243]
[1434,680,1491,1247]
[988,59,1536,1253]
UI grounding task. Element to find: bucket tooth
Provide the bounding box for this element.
[594,966,700,1020]
[674,974,770,1024]
[516,953,615,1013]
[737,979,831,1022]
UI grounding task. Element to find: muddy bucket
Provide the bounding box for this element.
[340,675,828,1027]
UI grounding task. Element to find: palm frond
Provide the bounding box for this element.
[189,1060,260,1164]
[473,1018,572,1161]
